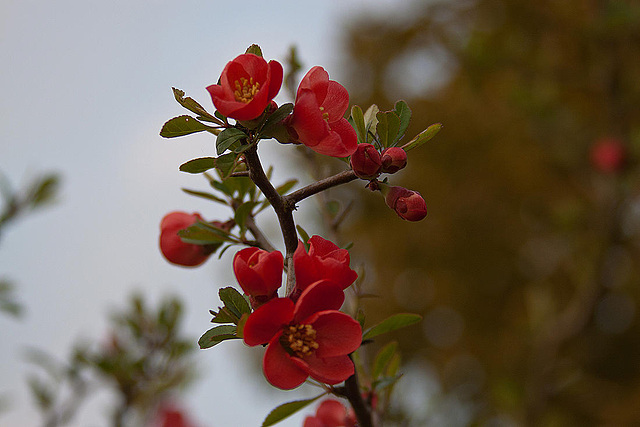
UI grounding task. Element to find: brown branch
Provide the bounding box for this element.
[244,215,276,253]
[284,170,358,207]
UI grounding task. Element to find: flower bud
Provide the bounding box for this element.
[381,147,407,173]
[590,137,626,174]
[350,143,382,180]
[233,247,283,301]
[385,186,427,221]
[159,212,212,267]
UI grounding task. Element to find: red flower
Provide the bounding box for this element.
[304,399,357,427]
[293,236,358,294]
[590,137,626,174]
[381,147,407,174]
[385,186,427,221]
[286,66,357,157]
[159,212,211,267]
[206,53,283,121]
[243,280,362,390]
[350,143,382,180]
[233,247,283,303]
[151,403,195,427]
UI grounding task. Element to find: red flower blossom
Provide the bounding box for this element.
[350,143,382,180]
[151,403,195,427]
[206,53,283,121]
[381,147,407,174]
[590,137,626,174]
[159,212,211,267]
[233,247,283,303]
[287,66,357,157]
[293,236,358,294]
[304,399,357,427]
[243,280,362,390]
[385,186,427,221]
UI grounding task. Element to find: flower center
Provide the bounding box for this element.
[234,77,261,103]
[319,106,329,121]
[281,324,319,358]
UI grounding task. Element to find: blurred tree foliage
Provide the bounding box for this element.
[340,0,640,425]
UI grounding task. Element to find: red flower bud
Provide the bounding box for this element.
[381,147,407,173]
[206,54,283,121]
[385,186,427,221]
[159,212,211,267]
[350,143,382,179]
[590,137,626,174]
[304,399,357,427]
[233,247,283,299]
[287,66,357,158]
[293,236,358,294]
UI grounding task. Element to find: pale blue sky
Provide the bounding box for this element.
[0,0,405,426]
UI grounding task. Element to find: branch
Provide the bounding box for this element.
[245,215,276,253]
[284,170,357,207]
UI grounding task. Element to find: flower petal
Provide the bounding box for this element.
[263,334,309,390]
[293,280,345,323]
[297,66,329,101]
[267,60,284,100]
[243,298,294,346]
[316,400,350,426]
[308,311,362,358]
[320,81,349,122]
[293,354,355,385]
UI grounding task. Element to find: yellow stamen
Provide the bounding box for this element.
[234,77,261,103]
[282,324,319,358]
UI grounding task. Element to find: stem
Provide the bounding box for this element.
[284,170,357,206]
[245,215,276,253]
[243,145,298,294]
[335,364,373,427]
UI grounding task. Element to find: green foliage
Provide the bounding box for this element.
[362,313,422,340]
[376,110,401,148]
[351,105,367,143]
[372,341,398,379]
[262,395,324,427]
[198,325,239,349]
[216,127,247,155]
[245,44,263,57]
[402,123,442,151]
[218,287,251,319]
[160,115,217,138]
[172,87,220,123]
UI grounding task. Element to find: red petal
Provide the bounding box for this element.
[243,298,294,346]
[267,60,284,100]
[307,235,339,257]
[316,400,349,425]
[293,280,344,323]
[293,354,354,385]
[263,335,309,389]
[290,89,329,147]
[303,417,323,427]
[297,66,329,100]
[309,311,362,358]
[320,81,349,122]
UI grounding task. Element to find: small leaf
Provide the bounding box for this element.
[178,223,230,245]
[394,100,412,141]
[362,313,422,340]
[181,188,227,205]
[172,88,218,121]
[373,341,398,379]
[234,201,259,232]
[296,225,310,250]
[179,157,217,174]
[198,325,238,349]
[215,153,239,178]
[259,103,294,137]
[376,110,401,148]
[216,128,247,155]
[363,104,379,140]
[351,105,366,143]
[275,179,298,196]
[210,307,235,324]
[27,174,59,207]
[160,115,214,138]
[219,287,251,318]
[245,44,263,57]
[402,123,442,151]
[262,395,324,427]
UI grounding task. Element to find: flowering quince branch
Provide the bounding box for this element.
[159,44,440,427]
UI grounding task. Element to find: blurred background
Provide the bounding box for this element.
[2,0,640,426]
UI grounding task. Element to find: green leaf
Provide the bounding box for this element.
[402,123,442,151]
[234,201,259,232]
[363,104,379,140]
[259,103,294,137]
[181,188,227,205]
[27,174,59,207]
[362,313,422,340]
[210,307,236,324]
[179,157,217,174]
[215,153,239,178]
[296,225,311,250]
[172,87,218,122]
[198,325,238,349]
[216,128,247,155]
[275,179,298,196]
[245,44,263,57]
[394,100,412,141]
[219,287,251,318]
[262,395,324,427]
[178,223,229,245]
[351,105,366,143]
[160,115,215,138]
[376,110,401,148]
[373,341,398,379]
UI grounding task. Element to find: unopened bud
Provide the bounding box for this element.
[385,186,427,221]
[350,143,382,180]
[381,147,407,173]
